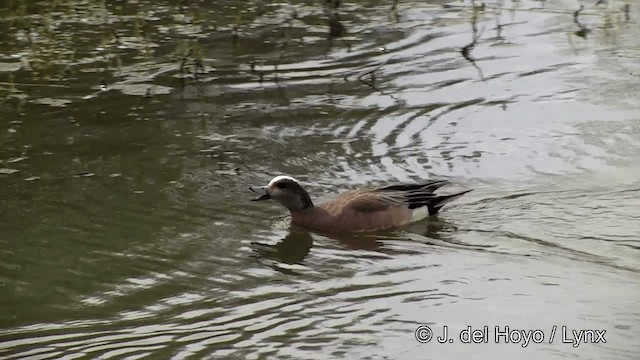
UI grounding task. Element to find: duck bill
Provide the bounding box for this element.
[249,186,271,201]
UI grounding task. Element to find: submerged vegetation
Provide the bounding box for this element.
[1,2,639,359]
[0,0,634,110]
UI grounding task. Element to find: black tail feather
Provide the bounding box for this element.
[427,189,473,215]
[376,180,471,214]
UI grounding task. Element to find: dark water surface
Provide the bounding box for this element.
[1,0,639,359]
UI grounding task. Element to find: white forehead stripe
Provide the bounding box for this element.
[268,175,299,187]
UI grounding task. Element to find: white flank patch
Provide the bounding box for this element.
[410,206,430,223]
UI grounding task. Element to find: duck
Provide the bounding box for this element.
[249,175,471,232]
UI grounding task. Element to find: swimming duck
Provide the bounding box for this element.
[250,175,471,232]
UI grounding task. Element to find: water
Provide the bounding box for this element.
[1,0,639,358]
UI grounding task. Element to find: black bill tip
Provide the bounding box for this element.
[249,186,271,201]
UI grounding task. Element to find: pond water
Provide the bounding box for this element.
[1,0,639,359]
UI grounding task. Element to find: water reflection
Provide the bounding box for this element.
[250,214,493,267]
[1,0,640,359]
[251,229,314,265]
[460,3,485,80]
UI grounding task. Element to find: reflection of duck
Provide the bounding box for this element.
[251,230,313,265]
[251,216,469,267]
[250,176,471,233]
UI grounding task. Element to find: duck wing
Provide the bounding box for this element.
[346,180,470,215]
